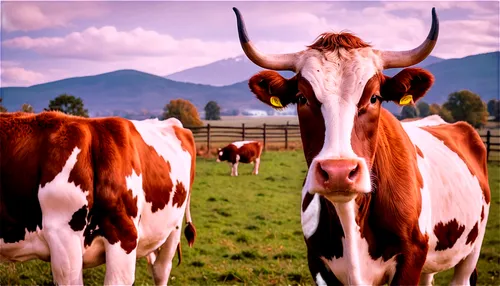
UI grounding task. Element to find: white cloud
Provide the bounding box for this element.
[1,2,106,32]
[2,26,243,61]
[1,66,45,87]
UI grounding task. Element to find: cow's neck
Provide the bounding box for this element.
[322,109,420,280]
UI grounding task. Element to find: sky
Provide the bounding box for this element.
[1,0,499,87]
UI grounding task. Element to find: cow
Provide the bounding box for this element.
[233,7,490,286]
[0,111,197,286]
[216,140,263,176]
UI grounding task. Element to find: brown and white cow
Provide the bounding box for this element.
[216,141,263,176]
[0,111,197,285]
[233,7,490,285]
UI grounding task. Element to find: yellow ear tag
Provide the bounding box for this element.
[399,94,413,105]
[270,96,283,108]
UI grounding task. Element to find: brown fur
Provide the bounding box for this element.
[434,219,466,251]
[307,32,371,52]
[466,222,479,245]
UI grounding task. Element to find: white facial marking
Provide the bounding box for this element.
[219,151,223,156]
[298,48,380,196]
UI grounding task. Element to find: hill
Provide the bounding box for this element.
[1,52,498,118]
[165,55,299,86]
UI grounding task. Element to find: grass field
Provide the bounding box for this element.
[1,151,499,285]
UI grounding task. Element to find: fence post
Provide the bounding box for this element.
[242,123,245,141]
[263,123,267,151]
[285,122,289,150]
[486,130,491,162]
[207,124,211,151]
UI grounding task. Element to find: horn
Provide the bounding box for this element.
[379,7,439,69]
[233,7,299,71]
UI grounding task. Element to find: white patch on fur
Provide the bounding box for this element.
[316,273,327,285]
[401,122,488,273]
[0,226,49,262]
[299,48,380,196]
[37,147,88,284]
[402,115,446,127]
[322,200,397,285]
[219,151,223,156]
[231,140,255,148]
[301,193,321,239]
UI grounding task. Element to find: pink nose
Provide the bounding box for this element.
[316,159,361,191]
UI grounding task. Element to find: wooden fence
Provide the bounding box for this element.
[188,124,500,162]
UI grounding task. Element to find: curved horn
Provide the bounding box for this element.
[379,7,439,69]
[233,7,299,71]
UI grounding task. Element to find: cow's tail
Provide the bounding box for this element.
[184,193,197,247]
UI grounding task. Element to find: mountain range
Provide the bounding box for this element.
[1,52,498,118]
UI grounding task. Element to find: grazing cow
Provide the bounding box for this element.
[216,141,263,176]
[0,111,197,286]
[233,7,490,285]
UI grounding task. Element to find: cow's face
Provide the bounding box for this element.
[216,147,227,162]
[233,7,438,203]
[249,48,433,202]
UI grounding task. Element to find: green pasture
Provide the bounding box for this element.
[1,151,499,285]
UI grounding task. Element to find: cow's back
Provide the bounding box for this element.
[402,120,490,273]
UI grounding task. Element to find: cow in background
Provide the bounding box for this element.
[0,111,197,286]
[233,6,490,286]
[216,141,263,176]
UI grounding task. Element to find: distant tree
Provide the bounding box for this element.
[46,94,89,117]
[443,90,488,128]
[21,103,34,113]
[438,106,454,123]
[487,99,500,121]
[0,98,7,113]
[417,101,430,117]
[400,105,418,120]
[204,101,221,120]
[429,103,441,116]
[162,99,203,127]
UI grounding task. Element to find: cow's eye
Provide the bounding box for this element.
[370,95,379,104]
[297,92,308,105]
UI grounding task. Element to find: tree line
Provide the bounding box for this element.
[1,90,498,129]
[398,90,497,128]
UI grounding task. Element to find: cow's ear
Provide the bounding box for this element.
[381,68,434,106]
[249,70,298,109]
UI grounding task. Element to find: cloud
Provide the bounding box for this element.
[1,2,106,32]
[2,26,243,61]
[1,66,45,87]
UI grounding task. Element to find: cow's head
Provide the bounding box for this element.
[233,7,437,203]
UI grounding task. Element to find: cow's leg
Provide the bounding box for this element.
[419,273,435,285]
[252,157,261,175]
[231,162,239,176]
[44,228,84,285]
[103,241,138,285]
[450,234,484,286]
[150,224,182,286]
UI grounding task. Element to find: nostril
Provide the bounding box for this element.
[317,163,329,182]
[348,164,359,181]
